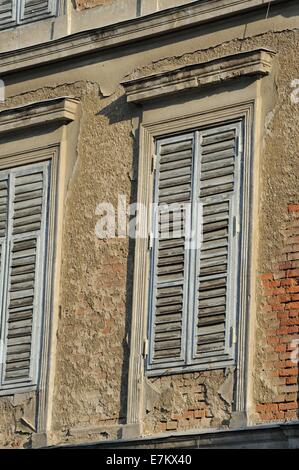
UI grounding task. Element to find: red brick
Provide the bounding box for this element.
[278,262,293,270]
[287,269,299,278]
[273,271,287,280]
[281,279,297,287]
[260,273,274,281]
[259,412,274,421]
[166,421,178,431]
[279,368,299,377]
[278,402,298,411]
[271,304,286,311]
[287,286,299,293]
[288,252,299,261]
[289,310,299,317]
[285,411,298,420]
[156,423,167,432]
[274,344,286,352]
[182,411,194,419]
[277,312,290,319]
[288,204,299,213]
[286,377,298,384]
[280,318,299,326]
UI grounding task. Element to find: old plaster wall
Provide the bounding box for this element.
[0,82,136,447]
[73,0,115,9]
[0,22,298,447]
[123,30,299,435]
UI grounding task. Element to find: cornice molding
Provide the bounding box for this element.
[0,0,286,76]
[0,97,79,134]
[122,49,276,103]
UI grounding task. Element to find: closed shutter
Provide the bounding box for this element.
[0,162,49,390]
[0,0,17,30]
[148,134,194,369]
[19,0,58,23]
[194,123,242,363]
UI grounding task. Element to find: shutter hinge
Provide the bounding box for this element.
[233,216,240,236]
[151,154,157,172]
[143,338,149,357]
[148,231,154,250]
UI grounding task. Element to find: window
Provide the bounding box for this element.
[0,161,50,391]
[148,121,243,374]
[122,48,275,426]
[0,0,58,30]
[0,97,79,434]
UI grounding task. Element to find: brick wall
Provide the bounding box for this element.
[73,0,114,10]
[256,204,299,422]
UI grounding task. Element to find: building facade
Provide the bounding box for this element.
[0,0,298,448]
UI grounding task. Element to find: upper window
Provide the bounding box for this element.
[147,121,243,374]
[0,0,58,30]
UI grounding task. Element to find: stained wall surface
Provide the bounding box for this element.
[0,0,298,447]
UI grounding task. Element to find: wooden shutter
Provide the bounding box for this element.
[0,0,16,29]
[0,162,49,390]
[194,122,242,363]
[19,0,58,23]
[148,134,194,370]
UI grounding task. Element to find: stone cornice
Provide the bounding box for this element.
[0,97,79,134]
[122,49,275,103]
[0,0,286,76]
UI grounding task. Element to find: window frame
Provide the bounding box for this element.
[125,100,255,430]
[147,120,245,375]
[0,0,59,31]
[0,97,80,435]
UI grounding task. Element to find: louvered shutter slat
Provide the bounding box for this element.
[0,0,16,29]
[20,0,57,23]
[149,135,194,367]
[0,163,49,388]
[196,124,240,357]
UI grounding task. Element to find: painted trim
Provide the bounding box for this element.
[122,49,275,103]
[126,100,255,433]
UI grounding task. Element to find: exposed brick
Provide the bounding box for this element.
[260,273,274,281]
[287,269,299,278]
[278,402,298,411]
[166,421,178,431]
[286,286,299,294]
[289,203,299,212]
[288,204,299,212]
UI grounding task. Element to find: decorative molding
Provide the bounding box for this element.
[0,0,286,75]
[122,49,275,103]
[126,100,256,435]
[56,422,299,449]
[0,98,79,135]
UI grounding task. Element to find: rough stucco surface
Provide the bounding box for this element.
[0,27,298,446]
[73,0,115,10]
[125,30,299,435]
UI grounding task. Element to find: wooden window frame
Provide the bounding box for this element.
[147,120,244,375]
[0,97,80,435]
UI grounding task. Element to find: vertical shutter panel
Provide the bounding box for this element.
[19,0,57,23]
[0,0,16,29]
[0,175,9,334]
[0,162,49,389]
[195,124,241,360]
[148,134,194,369]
